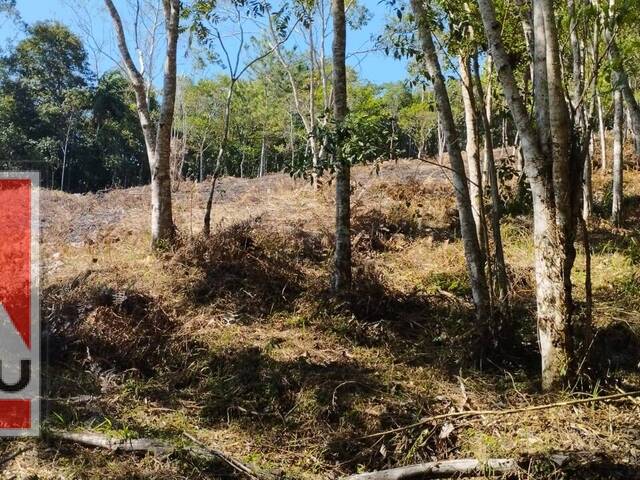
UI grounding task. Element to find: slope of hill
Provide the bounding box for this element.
[3,159,640,479]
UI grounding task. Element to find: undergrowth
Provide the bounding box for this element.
[4,160,639,479]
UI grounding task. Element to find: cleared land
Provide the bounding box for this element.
[2,159,640,479]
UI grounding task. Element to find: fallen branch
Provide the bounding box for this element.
[341,457,524,479]
[49,430,173,455]
[48,429,269,479]
[184,432,271,480]
[360,390,640,439]
[342,453,640,480]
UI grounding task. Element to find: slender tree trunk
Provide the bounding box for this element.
[260,135,267,177]
[483,56,494,177]
[290,111,296,168]
[198,139,206,183]
[331,0,351,292]
[412,0,492,340]
[597,92,607,170]
[60,122,71,192]
[604,27,640,155]
[583,139,593,221]
[203,81,235,237]
[478,0,583,390]
[612,89,624,226]
[501,118,507,154]
[460,55,489,262]
[567,0,592,223]
[309,23,319,187]
[104,0,178,249]
[437,114,445,163]
[473,54,509,307]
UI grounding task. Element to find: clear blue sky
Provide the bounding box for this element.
[8,0,409,85]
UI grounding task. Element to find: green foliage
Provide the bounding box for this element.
[0,22,148,191]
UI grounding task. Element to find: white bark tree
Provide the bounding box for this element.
[460,55,489,262]
[603,7,640,155]
[477,0,591,389]
[104,0,179,249]
[411,0,492,341]
[472,54,509,306]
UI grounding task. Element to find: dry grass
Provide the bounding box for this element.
[3,159,640,479]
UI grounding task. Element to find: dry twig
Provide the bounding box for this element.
[359,390,640,439]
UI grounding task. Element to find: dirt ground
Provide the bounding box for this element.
[1,158,639,479]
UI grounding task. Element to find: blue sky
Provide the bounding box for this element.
[8,0,409,85]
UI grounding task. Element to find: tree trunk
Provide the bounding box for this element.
[104,0,178,249]
[411,0,492,340]
[331,0,351,292]
[612,89,624,226]
[583,138,593,221]
[437,114,445,163]
[60,122,71,192]
[203,80,235,237]
[149,1,179,248]
[198,139,205,183]
[473,54,509,307]
[604,27,640,156]
[309,22,320,187]
[482,56,494,177]
[597,92,607,170]
[478,0,582,390]
[260,135,267,177]
[460,55,488,261]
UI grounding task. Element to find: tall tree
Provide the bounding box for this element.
[603,6,640,155]
[332,0,352,292]
[104,0,180,249]
[188,1,296,236]
[0,22,90,187]
[459,55,489,265]
[472,54,508,306]
[477,0,591,389]
[410,0,492,342]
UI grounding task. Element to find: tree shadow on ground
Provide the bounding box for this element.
[195,345,382,430]
[319,263,542,377]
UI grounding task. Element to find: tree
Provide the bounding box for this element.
[477,0,592,390]
[187,0,296,236]
[604,7,640,156]
[410,0,492,342]
[331,0,352,292]
[0,22,91,187]
[611,88,624,226]
[104,0,180,249]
